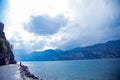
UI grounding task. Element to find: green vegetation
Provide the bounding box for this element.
[0,38,7,53]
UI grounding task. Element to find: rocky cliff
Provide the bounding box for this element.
[0,22,16,64]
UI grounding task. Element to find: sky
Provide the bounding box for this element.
[0,0,120,52]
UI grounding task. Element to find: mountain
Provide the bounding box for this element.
[13,49,29,61]
[15,49,64,61]
[60,40,120,60]
[16,39,120,61]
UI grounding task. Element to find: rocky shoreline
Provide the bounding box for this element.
[19,62,43,80]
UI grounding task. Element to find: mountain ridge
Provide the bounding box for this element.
[15,39,120,61]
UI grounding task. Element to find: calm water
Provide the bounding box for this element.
[22,59,120,80]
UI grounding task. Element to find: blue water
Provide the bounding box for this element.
[22,59,120,80]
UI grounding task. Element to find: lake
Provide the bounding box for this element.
[22,59,120,80]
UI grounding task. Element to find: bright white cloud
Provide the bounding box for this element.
[4,0,120,51]
[51,0,120,49]
[4,0,71,51]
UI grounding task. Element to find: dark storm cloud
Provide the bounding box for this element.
[24,15,68,35]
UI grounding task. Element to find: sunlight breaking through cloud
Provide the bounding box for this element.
[1,0,119,51]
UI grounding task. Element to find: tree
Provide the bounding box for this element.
[0,38,7,54]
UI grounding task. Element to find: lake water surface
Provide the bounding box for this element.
[22,59,120,80]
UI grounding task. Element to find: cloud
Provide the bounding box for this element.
[4,0,120,51]
[24,15,68,35]
[48,0,120,50]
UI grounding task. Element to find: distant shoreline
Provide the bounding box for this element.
[17,58,120,62]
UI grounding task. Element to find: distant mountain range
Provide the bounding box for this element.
[14,39,120,61]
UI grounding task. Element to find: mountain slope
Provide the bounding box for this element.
[16,39,120,61]
[61,40,120,60]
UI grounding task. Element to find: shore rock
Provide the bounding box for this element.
[19,63,43,80]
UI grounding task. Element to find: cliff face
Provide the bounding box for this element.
[0,22,16,64]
